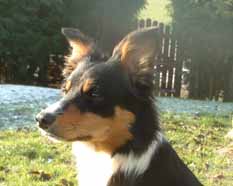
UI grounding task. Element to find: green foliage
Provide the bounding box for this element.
[0,0,146,84]
[62,0,146,51]
[139,0,172,23]
[0,0,67,84]
[168,0,233,101]
[170,0,233,58]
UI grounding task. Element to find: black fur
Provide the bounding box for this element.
[109,141,202,186]
[61,58,202,186]
[37,27,203,186]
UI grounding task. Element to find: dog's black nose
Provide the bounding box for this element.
[35,112,56,129]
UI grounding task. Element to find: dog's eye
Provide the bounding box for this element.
[83,86,103,101]
[87,88,99,97]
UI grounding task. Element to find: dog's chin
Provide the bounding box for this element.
[38,127,92,143]
[38,128,63,143]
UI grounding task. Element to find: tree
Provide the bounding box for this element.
[168,0,233,101]
[0,0,146,85]
[0,0,67,84]
[62,0,146,52]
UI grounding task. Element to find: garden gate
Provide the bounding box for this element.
[137,19,183,97]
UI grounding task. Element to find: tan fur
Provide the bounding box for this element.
[49,105,135,154]
[82,79,94,93]
[70,41,92,60]
[112,28,160,87]
[63,40,93,78]
[64,80,72,93]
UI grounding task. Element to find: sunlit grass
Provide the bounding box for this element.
[0,114,232,185]
[162,114,233,186]
[0,130,76,186]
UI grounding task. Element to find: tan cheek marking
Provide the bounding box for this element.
[82,79,94,93]
[90,106,135,153]
[56,104,81,125]
[55,105,135,154]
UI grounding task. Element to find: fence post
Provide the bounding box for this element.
[152,20,159,96]
[167,32,176,96]
[138,19,145,29]
[146,18,152,27]
[174,38,182,97]
[158,23,166,96]
[153,20,158,27]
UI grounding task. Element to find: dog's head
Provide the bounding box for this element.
[36,27,160,153]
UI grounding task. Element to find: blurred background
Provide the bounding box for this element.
[0,0,232,101]
[0,1,233,186]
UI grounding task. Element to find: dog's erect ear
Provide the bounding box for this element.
[62,28,96,78]
[62,28,95,60]
[112,27,160,97]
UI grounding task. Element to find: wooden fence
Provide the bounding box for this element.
[0,19,192,98]
[137,19,183,97]
[0,54,64,87]
[137,19,233,101]
[1,18,233,101]
[0,19,183,97]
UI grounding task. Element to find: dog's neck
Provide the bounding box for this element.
[114,101,160,155]
[72,131,163,186]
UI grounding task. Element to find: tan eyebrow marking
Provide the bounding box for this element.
[65,80,72,93]
[82,79,94,93]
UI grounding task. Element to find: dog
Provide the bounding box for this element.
[36,27,202,186]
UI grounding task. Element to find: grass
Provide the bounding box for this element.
[0,130,76,186]
[162,114,233,186]
[0,114,232,186]
[139,0,172,23]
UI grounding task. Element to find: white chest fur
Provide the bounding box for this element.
[72,132,163,186]
[72,142,114,186]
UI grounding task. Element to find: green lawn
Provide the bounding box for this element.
[0,130,76,186]
[162,114,233,186]
[0,114,232,186]
[139,0,172,23]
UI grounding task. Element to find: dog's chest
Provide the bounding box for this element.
[72,142,115,186]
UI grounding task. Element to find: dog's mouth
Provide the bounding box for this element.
[69,135,93,141]
[38,124,92,142]
[38,127,63,143]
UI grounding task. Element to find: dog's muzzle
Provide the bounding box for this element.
[35,101,64,130]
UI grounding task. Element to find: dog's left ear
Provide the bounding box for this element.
[62,28,95,60]
[62,28,101,79]
[112,27,160,97]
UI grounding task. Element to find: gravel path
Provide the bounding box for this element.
[0,85,232,130]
